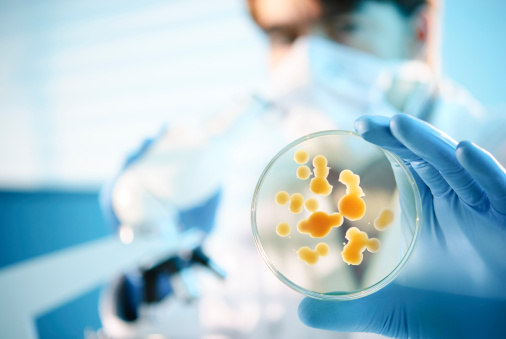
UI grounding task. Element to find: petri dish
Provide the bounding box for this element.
[251,130,422,300]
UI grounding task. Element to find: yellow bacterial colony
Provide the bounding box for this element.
[294,150,309,164]
[274,149,394,266]
[276,222,291,237]
[275,191,290,206]
[309,155,333,196]
[374,208,395,231]
[297,165,311,180]
[304,198,319,212]
[297,243,330,265]
[341,227,381,265]
[289,193,304,214]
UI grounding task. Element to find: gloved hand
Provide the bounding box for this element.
[298,114,506,338]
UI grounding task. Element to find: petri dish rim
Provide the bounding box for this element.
[251,130,422,301]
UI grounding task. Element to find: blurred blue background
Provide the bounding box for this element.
[0,0,504,338]
[441,0,506,106]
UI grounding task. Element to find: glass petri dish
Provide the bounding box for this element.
[251,130,422,300]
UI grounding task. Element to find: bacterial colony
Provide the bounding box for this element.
[275,149,395,266]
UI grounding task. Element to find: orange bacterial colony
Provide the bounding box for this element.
[294,150,309,164]
[297,211,343,238]
[374,208,395,231]
[337,169,366,221]
[297,243,330,265]
[309,155,333,196]
[341,227,381,265]
[276,222,291,237]
[297,165,311,180]
[274,149,393,266]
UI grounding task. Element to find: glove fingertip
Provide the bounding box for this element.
[355,115,389,137]
[389,113,412,140]
[354,115,373,134]
[298,297,348,330]
[298,297,319,328]
[456,140,486,164]
[456,140,506,213]
[456,140,505,173]
[298,296,367,332]
[355,115,397,149]
[455,140,472,166]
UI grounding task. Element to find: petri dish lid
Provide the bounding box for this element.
[251,130,422,300]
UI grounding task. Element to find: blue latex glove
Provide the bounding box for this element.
[298,114,506,338]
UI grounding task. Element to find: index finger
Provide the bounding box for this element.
[389,114,485,207]
[457,141,506,214]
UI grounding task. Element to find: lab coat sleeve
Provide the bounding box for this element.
[101,94,269,235]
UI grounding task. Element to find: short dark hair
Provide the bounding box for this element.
[320,0,428,18]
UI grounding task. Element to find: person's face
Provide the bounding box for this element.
[252,0,420,69]
[251,0,322,68]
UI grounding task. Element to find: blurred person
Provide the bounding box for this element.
[100,0,506,338]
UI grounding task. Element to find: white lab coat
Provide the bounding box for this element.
[103,40,506,336]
